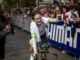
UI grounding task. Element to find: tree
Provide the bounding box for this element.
[3,0,17,8]
[3,0,36,9]
[19,0,36,7]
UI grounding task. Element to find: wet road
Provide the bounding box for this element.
[5,27,79,60]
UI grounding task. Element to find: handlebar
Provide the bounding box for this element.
[38,43,49,53]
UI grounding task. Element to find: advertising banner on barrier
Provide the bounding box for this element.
[47,21,80,56]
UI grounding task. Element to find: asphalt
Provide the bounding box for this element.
[4,27,79,60]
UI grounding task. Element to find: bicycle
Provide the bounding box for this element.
[33,43,58,60]
[38,43,49,60]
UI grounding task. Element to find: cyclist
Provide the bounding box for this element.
[29,13,58,60]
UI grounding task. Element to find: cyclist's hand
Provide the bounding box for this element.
[29,46,33,53]
[27,44,33,53]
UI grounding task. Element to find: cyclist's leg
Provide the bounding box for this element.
[29,39,38,60]
[41,33,48,44]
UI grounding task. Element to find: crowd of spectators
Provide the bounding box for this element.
[1,0,80,22]
[32,0,80,21]
[31,0,80,40]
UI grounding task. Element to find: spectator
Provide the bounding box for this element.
[55,6,62,17]
[77,0,80,17]
[0,10,11,60]
[62,6,68,20]
[50,12,55,19]
[70,13,78,40]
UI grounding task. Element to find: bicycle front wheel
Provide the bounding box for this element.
[41,53,47,60]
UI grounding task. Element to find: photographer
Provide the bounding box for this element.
[0,10,11,60]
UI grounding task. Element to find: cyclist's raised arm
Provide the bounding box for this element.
[41,16,58,24]
[41,17,50,24]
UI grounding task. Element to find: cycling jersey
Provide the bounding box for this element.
[38,23,46,36]
[30,17,57,45]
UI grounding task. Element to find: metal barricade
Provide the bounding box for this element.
[12,15,31,32]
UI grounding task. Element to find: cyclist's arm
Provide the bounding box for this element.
[30,22,37,53]
[41,17,57,24]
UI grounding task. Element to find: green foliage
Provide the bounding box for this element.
[3,0,36,8]
[19,0,36,7]
[3,0,17,8]
[0,4,2,9]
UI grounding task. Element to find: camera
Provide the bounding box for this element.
[57,16,62,20]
